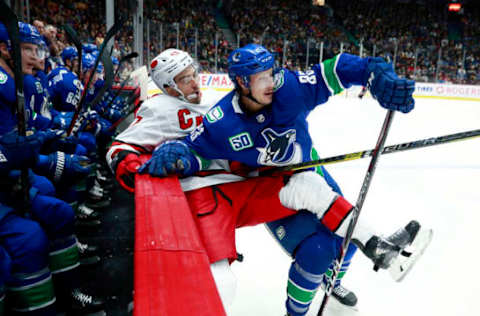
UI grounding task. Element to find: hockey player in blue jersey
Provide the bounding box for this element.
[0,21,105,314]
[47,46,83,113]
[140,44,431,315]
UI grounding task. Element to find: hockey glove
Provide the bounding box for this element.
[138,140,199,177]
[0,130,59,175]
[51,111,74,130]
[41,130,79,154]
[115,152,141,192]
[365,57,415,113]
[35,152,93,183]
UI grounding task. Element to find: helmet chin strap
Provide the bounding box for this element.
[172,84,198,103]
[239,88,270,114]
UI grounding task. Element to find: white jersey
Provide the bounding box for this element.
[107,93,244,191]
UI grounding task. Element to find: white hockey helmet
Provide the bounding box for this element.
[150,48,195,97]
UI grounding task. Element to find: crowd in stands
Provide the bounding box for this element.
[28,0,480,84]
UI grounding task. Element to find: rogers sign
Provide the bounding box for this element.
[414,82,480,100]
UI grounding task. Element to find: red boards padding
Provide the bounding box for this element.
[134,155,226,316]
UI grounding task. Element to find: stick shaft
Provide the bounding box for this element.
[318,110,395,315]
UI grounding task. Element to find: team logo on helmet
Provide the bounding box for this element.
[232,52,241,63]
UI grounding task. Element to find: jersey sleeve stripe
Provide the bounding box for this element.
[319,62,334,96]
[322,55,344,95]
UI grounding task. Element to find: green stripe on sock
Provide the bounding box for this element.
[7,276,55,311]
[325,269,346,280]
[322,55,343,95]
[287,280,317,304]
[49,243,80,273]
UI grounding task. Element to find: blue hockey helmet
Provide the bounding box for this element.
[61,46,78,63]
[228,43,274,87]
[18,22,43,46]
[0,22,43,57]
[82,43,97,54]
[82,53,96,72]
[0,22,11,49]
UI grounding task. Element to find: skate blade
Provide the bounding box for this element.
[388,228,433,282]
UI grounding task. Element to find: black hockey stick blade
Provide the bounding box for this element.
[0,2,30,212]
[114,51,138,80]
[0,2,25,134]
[105,73,132,110]
[120,51,139,64]
[63,24,83,80]
[67,18,124,135]
[89,50,114,107]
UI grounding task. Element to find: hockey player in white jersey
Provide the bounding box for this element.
[107,49,365,313]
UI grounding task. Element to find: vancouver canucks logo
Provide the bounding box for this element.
[257,128,299,165]
[0,71,7,84]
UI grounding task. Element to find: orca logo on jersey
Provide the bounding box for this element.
[257,128,297,165]
[0,71,7,84]
[0,150,7,162]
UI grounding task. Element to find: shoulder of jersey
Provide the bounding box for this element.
[0,66,15,102]
[203,91,235,125]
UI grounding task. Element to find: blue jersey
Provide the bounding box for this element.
[24,74,53,130]
[47,66,83,112]
[0,66,17,135]
[185,53,368,167]
[35,70,49,90]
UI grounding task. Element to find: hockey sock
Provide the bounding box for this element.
[286,230,336,316]
[323,241,357,288]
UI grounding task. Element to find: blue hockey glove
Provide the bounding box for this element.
[51,111,74,130]
[138,140,199,177]
[41,129,79,154]
[0,130,60,174]
[35,152,93,183]
[105,108,123,122]
[365,57,415,113]
[72,110,100,135]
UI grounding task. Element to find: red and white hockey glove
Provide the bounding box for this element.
[115,153,141,192]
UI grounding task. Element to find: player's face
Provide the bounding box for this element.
[21,43,38,75]
[249,68,274,106]
[175,65,201,104]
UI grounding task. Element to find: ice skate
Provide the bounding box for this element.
[69,288,105,313]
[330,284,357,308]
[355,220,432,281]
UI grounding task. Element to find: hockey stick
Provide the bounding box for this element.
[114,51,138,80]
[107,89,141,132]
[89,49,114,108]
[67,18,124,136]
[0,2,30,213]
[103,73,133,112]
[318,110,395,315]
[260,128,480,174]
[63,24,83,80]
